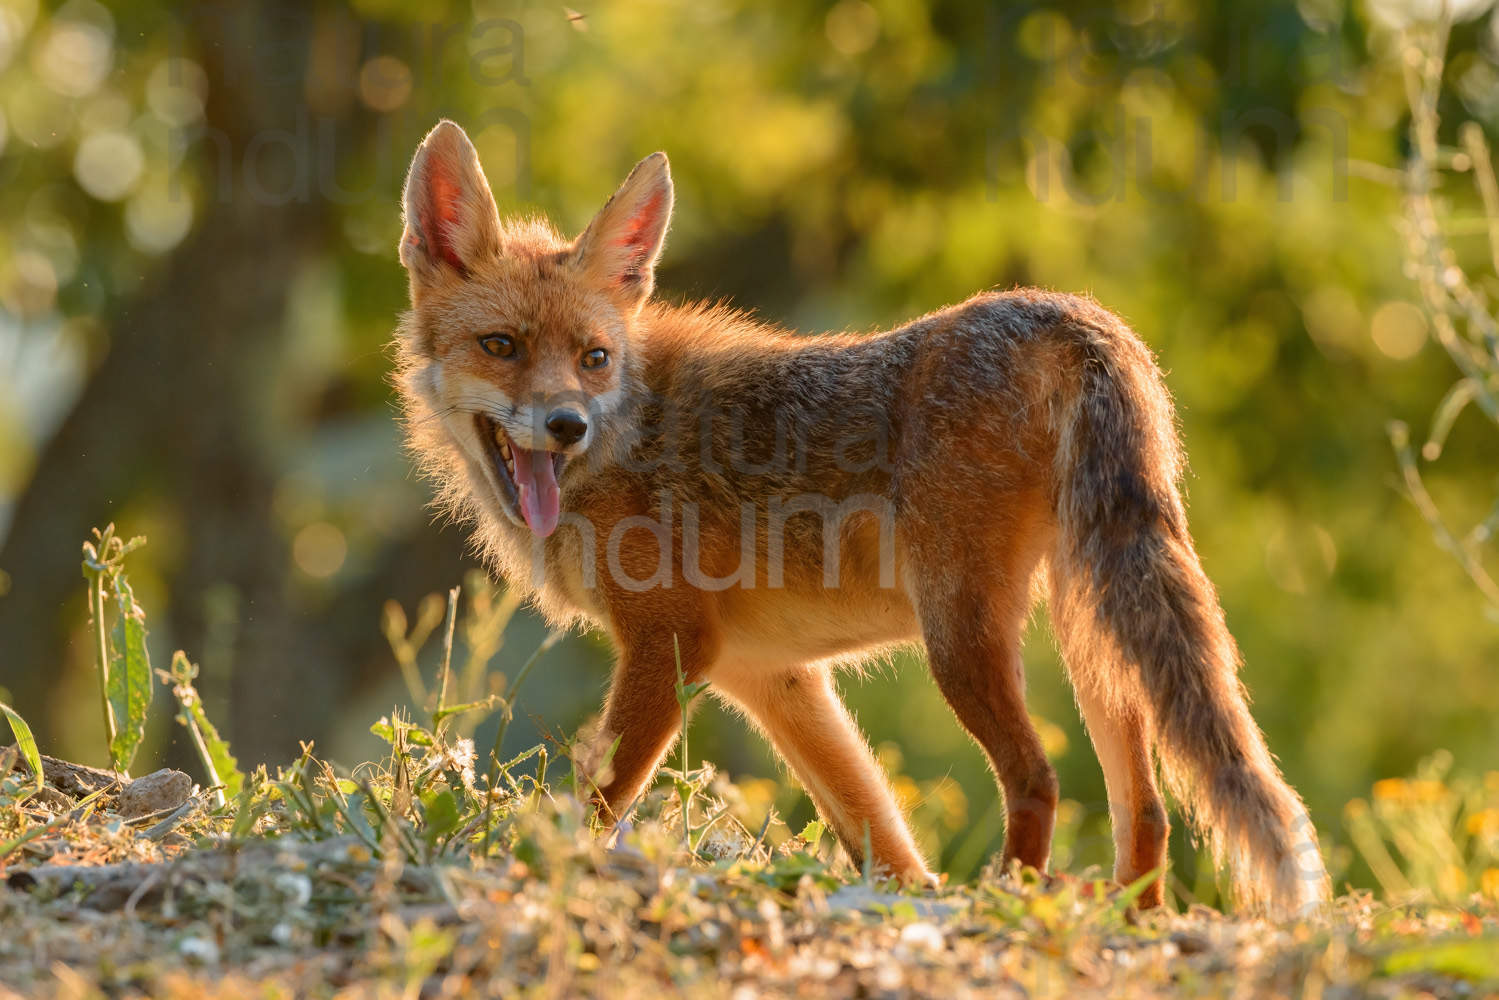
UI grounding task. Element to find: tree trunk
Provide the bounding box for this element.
[0,0,472,768]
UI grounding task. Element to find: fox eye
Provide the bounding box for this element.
[581,347,609,369]
[479,334,516,358]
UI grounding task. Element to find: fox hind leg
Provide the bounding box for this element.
[905,485,1059,875]
[1072,680,1169,907]
[711,663,931,884]
[1049,547,1170,906]
[920,597,1057,874]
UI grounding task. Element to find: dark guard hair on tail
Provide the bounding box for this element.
[1047,309,1329,915]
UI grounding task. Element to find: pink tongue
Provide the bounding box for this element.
[511,444,560,538]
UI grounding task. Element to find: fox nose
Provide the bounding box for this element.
[545,408,588,447]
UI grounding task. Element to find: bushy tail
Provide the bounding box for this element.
[1050,315,1329,916]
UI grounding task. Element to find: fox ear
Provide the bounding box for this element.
[400,121,502,293]
[574,152,673,306]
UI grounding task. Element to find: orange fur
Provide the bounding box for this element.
[392,121,1330,914]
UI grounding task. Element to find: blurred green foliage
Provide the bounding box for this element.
[0,0,1497,896]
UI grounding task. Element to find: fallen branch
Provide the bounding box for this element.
[139,795,201,843]
[6,836,436,911]
[6,752,122,800]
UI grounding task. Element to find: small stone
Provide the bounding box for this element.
[899,921,945,953]
[273,872,313,908]
[1170,929,1212,955]
[875,961,905,990]
[33,786,74,812]
[178,936,220,964]
[6,872,39,893]
[118,769,193,819]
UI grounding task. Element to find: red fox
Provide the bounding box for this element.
[394,121,1329,915]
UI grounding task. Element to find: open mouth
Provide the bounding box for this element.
[475,414,567,538]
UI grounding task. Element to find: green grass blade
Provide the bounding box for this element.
[229,773,270,839]
[0,702,44,798]
[487,630,562,778]
[1112,867,1163,913]
[432,694,504,726]
[433,585,461,733]
[0,810,73,863]
[164,652,244,803]
[189,699,243,800]
[107,576,153,771]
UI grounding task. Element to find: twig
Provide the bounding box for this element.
[434,586,461,733]
[140,796,201,843]
[85,535,118,761]
[1390,422,1499,611]
[748,809,775,861]
[122,868,164,920]
[487,630,563,780]
[1391,22,1499,618]
[1459,121,1499,280]
[606,788,647,846]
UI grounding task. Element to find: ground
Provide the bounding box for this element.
[2,745,1497,1000]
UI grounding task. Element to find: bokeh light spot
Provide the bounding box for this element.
[146,58,208,127]
[825,0,880,56]
[10,249,58,316]
[74,129,144,201]
[32,0,113,98]
[1302,285,1363,357]
[293,522,347,579]
[1371,300,1428,360]
[359,56,412,113]
[125,184,194,254]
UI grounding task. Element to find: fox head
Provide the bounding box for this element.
[396,120,672,540]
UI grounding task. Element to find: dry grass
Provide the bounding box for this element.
[1,742,1497,1000]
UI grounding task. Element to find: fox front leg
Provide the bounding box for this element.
[583,627,716,823]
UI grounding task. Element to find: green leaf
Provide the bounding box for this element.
[107,576,153,771]
[330,790,381,855]
[1384,938,1499,980]
[799,819,826,848]
[188,694,243,799]
[0,702,44,798]
[432,694,503,726]
[229,775,268,839]
[163,652,243,802]
[371,715,434,747]
[421,788,461,845]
